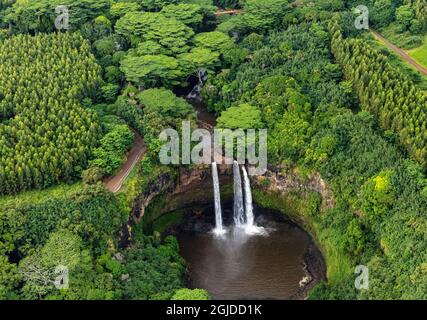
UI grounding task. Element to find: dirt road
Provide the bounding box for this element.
[214,9,243,16]
[105,131,146,193]
[372,30,427,77]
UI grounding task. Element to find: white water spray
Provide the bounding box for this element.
[233,161,245,227]
[242,166,254,227]
[212,162,225,236]
[242,165,266,235]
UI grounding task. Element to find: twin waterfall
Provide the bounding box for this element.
[212,161,263,236]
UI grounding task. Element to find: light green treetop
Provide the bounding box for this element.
[115,11,194,54]
[217,103,263,129]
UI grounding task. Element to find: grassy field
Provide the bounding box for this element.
[408,35,427,69]
[379,24,424,49]
[368,32,427,92]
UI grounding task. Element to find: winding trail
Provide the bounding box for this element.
[104,130,146,193]
[371,30,427,77]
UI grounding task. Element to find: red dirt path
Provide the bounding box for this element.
[372,30,427,77]
[104,131,146,193]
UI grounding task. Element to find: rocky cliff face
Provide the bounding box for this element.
[132,171,175,221]
[132,164,334,223]
[132,164,232,222]
[251,168,335,210]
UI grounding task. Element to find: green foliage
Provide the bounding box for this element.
[121,236,185,300]
[0,208,25,256]
[396,4,416,32]
[0,254,20,300]
[22,185,127,250]
[1,0,426,302]
[115,87,195,157]
[120,54,182,88]
[217,103,263,129]
[160,3,204,27]
[178,47,220,74]
[90,124,134,175]
[269,112,312,163]
[331,24,427,168]
[217,0,290,34]
[19,229,89,298]
[0,33,102,195]
[81,166,105,185]
[138,0,179,11]
[193,31,234,52]
[110,2,141,18]
[94,37,115,59]
[19,227,122,300]
[110,94,145,134]
[344,219,365,256]
[151,211,184,234]
[7,0,111,33]
[138,88,194,119]
[116,11,194,53]
[361,170,396,227]
[209,16,427,300]
[0,183,130,298]
[172,288,209,300]
[371,0,395,28]
[101,84,120,103]
[379,22,424,49]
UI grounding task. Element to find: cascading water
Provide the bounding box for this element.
[212,161,266,236]
[187,69,208,101]
[212,162,225,236]
[242,166,254,227]
[233,161,245,227]
[242,166,266,235]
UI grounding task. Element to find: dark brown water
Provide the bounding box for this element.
[177,219,310,300]
[192,99,216,126]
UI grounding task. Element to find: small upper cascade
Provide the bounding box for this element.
[187,69,208,101]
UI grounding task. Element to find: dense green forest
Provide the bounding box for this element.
[0,33,102,194]
[0,0,426,300]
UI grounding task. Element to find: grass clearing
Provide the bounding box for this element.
[367,32,427,92]
[379,24,424,49]
[408,35,427,69]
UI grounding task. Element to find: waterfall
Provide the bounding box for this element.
[242,166,254,228]
[187,69,207,101]
[233,161,245,227]
[212,161,266,236]
[212,162,225,235]
[242,165,266,235]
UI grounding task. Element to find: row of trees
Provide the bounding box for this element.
[0,32,102,194]
[331,22,427,168]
